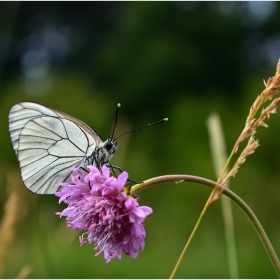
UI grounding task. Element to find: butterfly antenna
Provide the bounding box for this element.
[111,103,121,140]
[114,118,168,141]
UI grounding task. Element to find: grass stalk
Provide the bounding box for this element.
[207,113,239,278]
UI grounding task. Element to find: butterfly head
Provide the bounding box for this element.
[103,139,118,156]
[91,139,117,169]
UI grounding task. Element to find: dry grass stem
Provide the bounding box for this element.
[0,192,19,278]
[233,59,280,154]
[15,266,32,279]
[221,137,259,188]
[214,59,280,199]
[0,170,30,278]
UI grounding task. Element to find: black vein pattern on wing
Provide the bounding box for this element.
[33,118,66,140]
[10,102,99,154]
[10,102,101,194]
[9,103,54,155]
[23,117,88,154]
[9,115,38,127]
[59,117,89,154]
[21,103,51,115]
[22,101,102,144]
[20,151,50,169]
[18,115,94,193]
[32,157,81,193]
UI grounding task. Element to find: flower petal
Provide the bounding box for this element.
[101,165,110,178]
[117,171,128,187]
[124,197,139,211]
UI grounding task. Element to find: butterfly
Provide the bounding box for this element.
[8,101,118,195]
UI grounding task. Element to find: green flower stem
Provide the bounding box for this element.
[131,175,280,278]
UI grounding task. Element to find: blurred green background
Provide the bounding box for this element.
[1,2,280,278]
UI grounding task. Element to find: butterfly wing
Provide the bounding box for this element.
[9,102,103,194]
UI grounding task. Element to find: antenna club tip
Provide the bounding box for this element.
[163,118,168,122]
[117,103,121,108]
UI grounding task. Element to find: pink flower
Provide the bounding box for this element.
[55,165,153,263]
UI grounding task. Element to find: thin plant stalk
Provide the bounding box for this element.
[131,175,280,278]
[207,113,239,278]
[0,192,18,278]
[15,266,32,279]
[166,60,280,278]
[169,182,218,278]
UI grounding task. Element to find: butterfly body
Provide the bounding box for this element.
[8,102,117,194]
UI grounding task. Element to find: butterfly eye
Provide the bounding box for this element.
[104,141,113,151]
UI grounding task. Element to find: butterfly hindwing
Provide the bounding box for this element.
[9,102,104,194]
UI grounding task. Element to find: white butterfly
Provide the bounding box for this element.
[8,102,117,194]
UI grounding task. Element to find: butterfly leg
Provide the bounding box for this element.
[107,163,142,185]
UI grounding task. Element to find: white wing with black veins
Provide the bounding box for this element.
[9,102,103,194]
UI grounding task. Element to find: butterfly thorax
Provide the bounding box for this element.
[90,139,117,169]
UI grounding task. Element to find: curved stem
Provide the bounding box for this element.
[131,175,280,278]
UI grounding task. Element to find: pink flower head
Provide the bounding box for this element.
[55,165,153,263]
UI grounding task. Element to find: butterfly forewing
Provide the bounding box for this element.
[8,102,104,194]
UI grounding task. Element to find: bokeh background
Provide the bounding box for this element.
[1,2,280,278]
